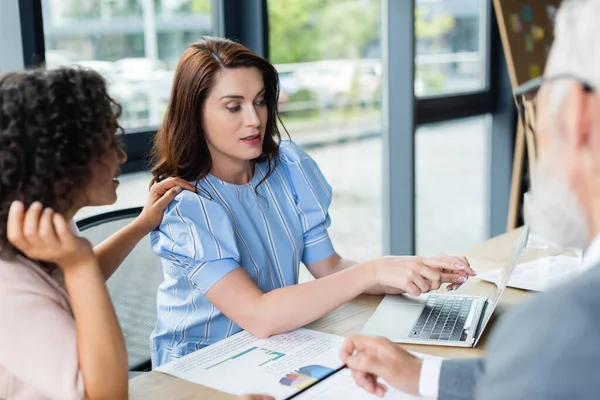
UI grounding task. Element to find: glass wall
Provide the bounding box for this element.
[416,115,490,255]
[41,0,213,129]
[268,0,383,265]
[415,0,487,96]
[39,0,495,260]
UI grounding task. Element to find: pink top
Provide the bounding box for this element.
[0,248,85,400]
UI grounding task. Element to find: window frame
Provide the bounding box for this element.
[22,0,268,174]
[415,0,493,125]
[384,0,517,254]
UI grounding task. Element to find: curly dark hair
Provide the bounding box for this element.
[0,67,123,267]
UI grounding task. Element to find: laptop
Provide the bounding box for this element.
[361,226,530,347]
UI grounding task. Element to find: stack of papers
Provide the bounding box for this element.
[474,255,583,291]
[155,328,439,399]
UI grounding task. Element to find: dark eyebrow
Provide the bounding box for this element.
[219,95,244,100]
[219,87,265,100]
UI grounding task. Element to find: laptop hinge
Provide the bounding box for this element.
[473,300,489,340]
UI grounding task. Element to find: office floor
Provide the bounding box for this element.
[77,116,489,366]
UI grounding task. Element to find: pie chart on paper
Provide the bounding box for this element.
[279,365,335,389]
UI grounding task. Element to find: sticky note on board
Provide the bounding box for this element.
[525,34,534,52]
[529,64,541,79]
[522,4,533,23]
[509,14,522,32]
[531,25,544,41]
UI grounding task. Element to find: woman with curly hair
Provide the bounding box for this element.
[0,67,193,400]
[149,37,475,367]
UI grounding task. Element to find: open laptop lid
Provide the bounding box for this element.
[473,226,530,343]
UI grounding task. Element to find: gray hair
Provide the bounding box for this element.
[546,0,600,109]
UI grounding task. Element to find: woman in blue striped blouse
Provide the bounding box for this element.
[149,37,475,367]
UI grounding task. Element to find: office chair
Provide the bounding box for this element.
[77,207,162,373]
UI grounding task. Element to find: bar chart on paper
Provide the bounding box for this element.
[206,347,286,371]
[155,329,350,399]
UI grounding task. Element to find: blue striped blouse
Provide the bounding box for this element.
[149,140,335,367]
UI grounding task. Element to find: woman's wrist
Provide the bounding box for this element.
[356,259,378,288]
[129,214,156,236]
[59,253,100,275]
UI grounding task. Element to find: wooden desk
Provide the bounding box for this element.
[129,229,568,399]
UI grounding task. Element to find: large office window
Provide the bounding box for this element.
[415,0,487,97]
[416,115,490,255]
[29,0,506,258]
[413,0,493,256]
[38,0,214,212]
[268,0,383,264]
[41,0,213,130]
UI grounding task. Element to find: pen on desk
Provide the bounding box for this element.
[284,364,347,399]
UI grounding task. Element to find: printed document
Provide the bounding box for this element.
[155,328,439,399]
[474,255,582,291]
[289,365,438,399]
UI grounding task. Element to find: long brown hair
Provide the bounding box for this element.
[151,36,283,187]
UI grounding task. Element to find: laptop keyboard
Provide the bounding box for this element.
[408,295,473,341]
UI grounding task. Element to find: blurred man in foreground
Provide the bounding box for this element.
[341,0,600,399]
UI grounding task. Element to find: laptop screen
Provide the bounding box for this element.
[475,226,530,338]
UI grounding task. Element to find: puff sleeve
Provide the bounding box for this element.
[279,140,335,265]
[150,190,241,294]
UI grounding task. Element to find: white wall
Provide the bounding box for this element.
[0,0,25,73]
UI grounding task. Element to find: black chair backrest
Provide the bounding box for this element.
[77,207,161,372]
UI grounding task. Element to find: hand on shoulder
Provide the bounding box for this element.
[135,177,196,232]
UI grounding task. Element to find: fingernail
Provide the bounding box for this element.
[32,201,42,208]
[175,186,182,193]
[10,201,20,210]
[446,285,453,291]
[456,264,465,270]
[458,276,467,283]
[472,270,477,275]
[44,208,52,214]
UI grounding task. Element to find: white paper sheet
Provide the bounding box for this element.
[155,328,439,399]
[156,329,347,399]
[290,358,439,400]
[474,255,582,291]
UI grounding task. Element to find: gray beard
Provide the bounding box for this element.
[525,161,589,250]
